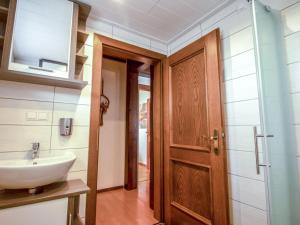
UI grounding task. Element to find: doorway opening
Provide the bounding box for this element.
[95,58,157,225]
[87,34,165,225]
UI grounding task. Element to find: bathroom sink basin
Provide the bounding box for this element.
[0,151,76,189]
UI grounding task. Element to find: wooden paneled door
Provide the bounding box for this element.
[163,29,229,225]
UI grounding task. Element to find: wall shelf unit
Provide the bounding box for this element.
[0,0,91,90]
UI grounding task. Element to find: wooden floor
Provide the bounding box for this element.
[96,181,158,225]
[138,164,150,182]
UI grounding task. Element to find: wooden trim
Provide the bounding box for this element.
[139,84,150,91]
[152,61,164,220]
[97,185,124,193]
[96,34,165,61]
[163,57,170,224]
[1,0,16,69]
[85,35,103,225]
[170,144,210,152]
[0,179,89,210]
[171,202,212,225]
[86,34,166,225]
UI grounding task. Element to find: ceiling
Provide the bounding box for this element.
[80,0,234,42]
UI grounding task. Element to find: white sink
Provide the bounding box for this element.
[0,151,76,189]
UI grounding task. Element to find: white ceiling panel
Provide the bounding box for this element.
[81,0,234,42]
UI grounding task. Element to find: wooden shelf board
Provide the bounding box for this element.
[77,29,89,44]
[0,5,8,21]
[76,53,88,64]
[0,69,88,89]
[0,179,89,210]
[0,35,4,47]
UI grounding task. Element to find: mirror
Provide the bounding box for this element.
[9,0,74,78]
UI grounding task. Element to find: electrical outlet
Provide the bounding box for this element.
[26,112,37,121]
[38,112,48,121]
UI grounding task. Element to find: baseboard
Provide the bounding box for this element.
[97,185,124,193]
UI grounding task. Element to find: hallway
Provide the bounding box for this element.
[96,181,158,225]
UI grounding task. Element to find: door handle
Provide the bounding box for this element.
[210,129,219,155]
[253,126,274,174]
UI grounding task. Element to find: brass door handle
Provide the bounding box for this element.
[210,129,219,154]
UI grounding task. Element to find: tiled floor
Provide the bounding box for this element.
[96,181,158,225]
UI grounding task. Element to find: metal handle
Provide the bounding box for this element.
[210,129,219,155]
[253,126,274,174]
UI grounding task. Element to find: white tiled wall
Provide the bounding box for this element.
[0,34,93,219]
[282,1,300,179]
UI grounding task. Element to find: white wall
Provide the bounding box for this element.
[282,1,300,178]
[0,34,94,220]
[138,90,150,165]
[97,59,127,190]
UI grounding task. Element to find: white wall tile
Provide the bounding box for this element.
[224,74,258,103]
[229,175,267,210]
[295,125,300,156]
[231,200,268,225]
[85,32,94,47]
[224,50,256,80]
[168,25,201,54]
[288,62,300,93]
[227,150,264,181]
[225,99,260,126]
[0,126,51,152]
[52,103,90,126]
[222,27,254,59]
[87,18,113,38]
[51,126,89,150]
[67,170,87,183]
[0,99,53,125]
[84,45,93,66]
[113,26,151,49]
[83,64,93,85]
[285,32,300,64]
[54,86,91,105]
[292,93,300,124]
[226,126,263,152]
[282,2,300,36]
[219,8,252,39]
[0,81,54,101]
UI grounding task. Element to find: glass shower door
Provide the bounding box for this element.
[252,1,300,225]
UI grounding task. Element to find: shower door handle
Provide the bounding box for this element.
[253,126,274,174]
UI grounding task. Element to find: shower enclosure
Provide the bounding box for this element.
[251,0,300,225]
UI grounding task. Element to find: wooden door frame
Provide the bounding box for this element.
[86,33,166,225]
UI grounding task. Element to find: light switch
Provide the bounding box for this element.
[38,112,48,121]
[26,112,37,121]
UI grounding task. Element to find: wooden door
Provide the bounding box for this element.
[163,29,229,225]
